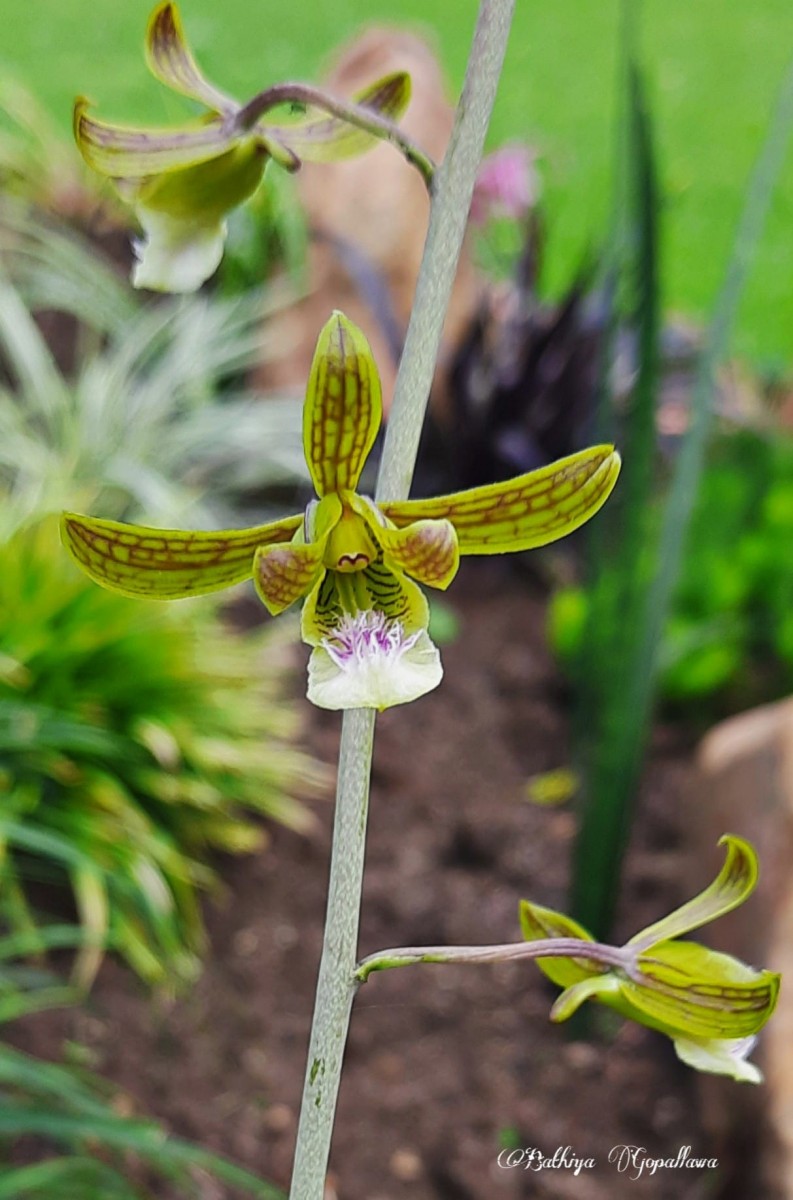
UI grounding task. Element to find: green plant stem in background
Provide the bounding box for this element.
[287,2,515,1196]
[571,50,793,939]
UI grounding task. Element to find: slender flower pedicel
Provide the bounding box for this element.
[74,1,428,291]
[62,312,621,710]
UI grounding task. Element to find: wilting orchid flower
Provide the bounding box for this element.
[520,835,780,1083]
[62,312,620,711]
[74,1,418,291]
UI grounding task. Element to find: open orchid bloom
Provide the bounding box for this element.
[520,835,780,1083]
[74,1,413,291]
[62,312,621,710]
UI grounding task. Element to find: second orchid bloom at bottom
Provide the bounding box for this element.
[62,312,621,711]
[521,835,780,1083]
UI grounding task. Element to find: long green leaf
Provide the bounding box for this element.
[0,1157,140,1199]
[571,42,660,938]
[0,1111,284,1198]
[572,49,793,939]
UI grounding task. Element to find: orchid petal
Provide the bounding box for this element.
[307,615,441,711]
[628,835,759,952]
[262,72,411,163]
[254,538,327,616]
[132,208,225,292]
[303,312,382,497]
[380,446,621,554]
[351,495,459,590]
[145,1,236,115]
[61,511,301,599]
[73,97,235,179]
[625,940,780,1040]
[518,901,605,989]
[673,1036,763,1084]
[301,560,429,644]
[550,975,622,1023]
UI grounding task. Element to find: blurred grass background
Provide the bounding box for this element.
[1,0,791,366]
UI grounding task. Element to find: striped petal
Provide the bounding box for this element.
[145,1,236,115]
[518,901,605,990]
[351,496,459,590]
[301,560,428,645]
[380,446,621,554]
[629,835,758,952]
[74,97,235,179]
[626,940,780,1041]
[303,312,382,497]
[253,539,326,616]
[263,72,411,163]
[61,511,301,599]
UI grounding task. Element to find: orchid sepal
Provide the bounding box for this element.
[380,445,622,555]
[61,511,302,600]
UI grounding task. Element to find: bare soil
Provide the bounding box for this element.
[14,563,720,1200]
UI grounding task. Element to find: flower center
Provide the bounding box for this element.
[321,611,420,670]
[323,506,378,574]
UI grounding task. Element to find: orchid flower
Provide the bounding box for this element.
[520,835,780,1083]
[74,1,419,291]
[62,312,620,711]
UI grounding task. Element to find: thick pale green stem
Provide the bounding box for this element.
[287,708,374,1198]
[377,0,517,503]
[288,4,515,1198]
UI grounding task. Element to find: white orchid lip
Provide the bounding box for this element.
[132,208,226,293]
[307,610,442,711]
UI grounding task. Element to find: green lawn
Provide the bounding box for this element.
[3,0,792,365]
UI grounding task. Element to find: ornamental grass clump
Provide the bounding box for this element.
[2,521,323,989]
[59,3,782,1198]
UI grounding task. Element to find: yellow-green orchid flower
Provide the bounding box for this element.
[62,311,621,711]
[520,835,780,1083]
[74,1,415,292]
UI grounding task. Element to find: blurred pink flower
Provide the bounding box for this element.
[470,144,538,225]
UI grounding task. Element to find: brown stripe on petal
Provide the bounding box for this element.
[146,1,236,114]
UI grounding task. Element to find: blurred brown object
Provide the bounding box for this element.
[688,699,793,1200]
[254,27,481,416]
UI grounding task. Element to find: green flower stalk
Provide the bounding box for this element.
[62,312,620,710]
[521,835,780,1083]
[74,1,428,291]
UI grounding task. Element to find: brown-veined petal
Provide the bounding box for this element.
[303,312,382,497]
[74,97,235,179]
[262,71,411,163]
[145,1,236,115]
[254,538,327,616]
[376,517,459,590]
[350,495,459,589]
[301,558,429,645]
[347,496,453,590]
[518,901,606,990]
[61,511,301,599]
[628,835,758,953]
[625,940,780,1040]
[380,446,621,554]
